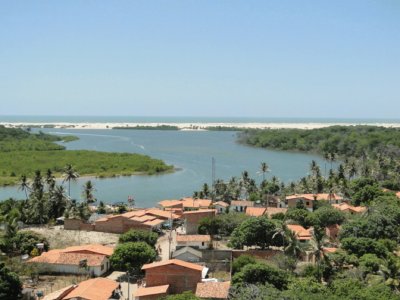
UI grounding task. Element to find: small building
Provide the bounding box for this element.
[195,281,231,300]
[139,259,206,295]
[213,201,229,214]
[183,209,216,234]
[28,244,114,277]
[42,277,120,300]
[325,224,340,241]
[230,200,254,213]
[181,198,212,211]
[286,194,344,211]
[332,203,366,215]
[172,246,203,263]
[158,200,184,210]
[176,235,211,250]
[134,284,169,300]
[287,225,312,243]
[245,207,266,217]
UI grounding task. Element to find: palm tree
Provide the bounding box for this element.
[284,230,305,259]
[31,170,44,199]
[309,226,328,282]
[259,162,270,182]
[379,256,400,292]
[45,169,56,192]
[50,185,68,218]
[18,175,30,200]
[63,164,79,197]
[82,180,96,204]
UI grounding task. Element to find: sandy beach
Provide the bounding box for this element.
[2,121,400,130]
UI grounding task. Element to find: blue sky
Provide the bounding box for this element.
[0,1,399,118]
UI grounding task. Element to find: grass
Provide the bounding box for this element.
[0,150,174,186]
[0,126,174,186]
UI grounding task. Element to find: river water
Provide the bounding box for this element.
[0,128,335,207]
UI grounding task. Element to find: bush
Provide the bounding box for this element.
[359,254,382,274]
[0,262,22,300]
[110,242,157,274]
[232,262,289,290]
[1,231,49,256]
[119,230,158,248]
[341,237,387,258]
[232,255,256,274]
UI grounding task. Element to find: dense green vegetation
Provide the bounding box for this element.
[0,126,173,186]
[240,125,400,157]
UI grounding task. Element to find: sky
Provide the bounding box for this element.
[0,1,399,118]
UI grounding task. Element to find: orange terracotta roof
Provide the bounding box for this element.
[265,207,287,216]
[287,225,312,240]
[231,200,254,207]
[183,209,216,215]
[63,278,119,300]
[145,208,180,220]
[181,198,212,208]
[323,247,338,253]
[196,281,230,299]
[214,201,229,208]
[142,259,204,271]
[286,193,343,201]
[176,235,211,243]
[29,251,106,267]
[158,200,183,207]
[143,218,165,227]
[332,203,366,213]
[43,285,75,300]
[245,207,266,217]
[134,285,169,297]
[131,215,157,222]
[62,244,114,256]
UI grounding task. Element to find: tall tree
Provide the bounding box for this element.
[260,162,270,181]
[82,180,96,204]
[63,164,79,197]
[18,175,30,201]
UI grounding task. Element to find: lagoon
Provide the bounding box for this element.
[0,128,335,207]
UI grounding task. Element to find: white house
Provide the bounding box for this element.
[176,235,211,250]
[213,201,229,214]
[230,200,254,213]
[28,244,114,277]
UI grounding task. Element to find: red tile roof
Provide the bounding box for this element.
[134,285,169,297]
[286,193,343,201]
[183,209,216,215]
[62,244,114,256]
[287,225,312,240]
[214,201,229,208]
[142,259,204,271]
[245,207,266,217]
[62,278,119,300]
[332,203,366,213]
[176,235,211,243]
[195,281,230,299]
[159,199,184,207]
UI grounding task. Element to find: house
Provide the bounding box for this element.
[332,203,366,215]
[176,235,211,250]
[137,259,206,296]
[28,244,114,277]
[158,200,184,210]
[230,200,254,213]
[326,224,340,241]
[263,195,282,208]
[286,194,344,211]
[42,278,120,300]
[65,208,181,234]
[134,285,169,300]
[213,201,229,214]
[181,198,212,211]
[287,225,312,243]
[264,207,287,218]
[172,246,203,263]
[195,281,231,300]
[245,207,266,217]
[183,209,216,234]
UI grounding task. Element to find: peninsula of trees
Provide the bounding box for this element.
[0,126,173,186]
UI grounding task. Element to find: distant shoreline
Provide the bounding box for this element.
[2,121,400,130]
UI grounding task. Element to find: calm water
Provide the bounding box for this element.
[1,128,335,207]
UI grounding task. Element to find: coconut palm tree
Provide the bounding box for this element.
[63,164,79,197]
[259,162,270,182]
[379,256,400,292]
[284,229,305,259]
[50,185,68,218]
[45,169,56,192]
[82,180,96,204]
[18,175,30,200]
[309,226,328,282]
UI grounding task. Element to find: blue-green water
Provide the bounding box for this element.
[0,128,337,207]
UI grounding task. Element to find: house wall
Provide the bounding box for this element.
[287,199,313,211]
[33,261,108,277]
[64,219,94,231]
[173,252,202,263]
[145,265,202,294]
[176,241,210,250]
[184,211,216,234]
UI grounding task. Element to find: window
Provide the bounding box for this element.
[306,201,309,206]
[202,242,204,246]
[101,264,104,271]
